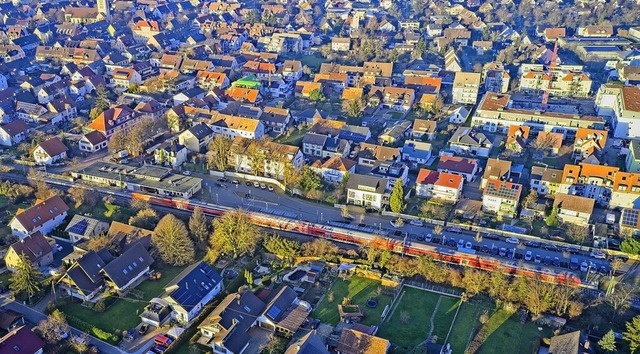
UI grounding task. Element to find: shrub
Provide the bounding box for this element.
[94,300,106,313]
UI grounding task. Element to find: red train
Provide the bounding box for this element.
[131,192,581,287]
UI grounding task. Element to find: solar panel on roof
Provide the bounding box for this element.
[266,305,281,320]
[67,219,89,235]
[622,209,639,227]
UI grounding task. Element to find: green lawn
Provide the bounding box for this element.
[378,287,460,353]
[312,276,392,326]
[60,265,184,334]
[299,54,325,70]
[275,127,309,146]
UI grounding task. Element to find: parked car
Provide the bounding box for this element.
[543,244,559,252]
[534,255,542,263]
[232,180,239,185]
[138,324,149,335]
[524,251,533,261]
[543,256,551,265]
[481,245,490,253]
[552,257,561,267]
[55,243,63,252]
[245,181,252,186]
[446,239,457,247]
[569,258,580,270]
[465,241,472,249]
[409,219,424,226]
[457,239,465,248]
[590,250,607,259]
[425,234,432,243]
[253,181,260,188]
[524,241,541,248]
[267,185,274,191]
[499,247,507,257]
[182,170,191,176]
[260,183,267,189]
[447,227,462,233]
[505,237,519,245]
[484,233,500,240]
[580,261,589,272]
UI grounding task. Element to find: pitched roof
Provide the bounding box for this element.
[548,330,582,354]
[82,130,107,145]
[412,119,436,135]
[14,196,68,233]
[285,330,329,354]
[483,179,522,201]
[544,27,566,39]
[359,143,399,162]
[437,156,478,174]
[163,261,222,308]
[101,242,154,288]
[186,123,214,140]
[416,169,440,185]
[37,137,68,157]
[0,308,23,331]
[320,156,356,172]
[0,326,44,354]
[530,166,563,184]
[435,172,464,189]
[7,231,51,263]
[88,105,138,132]
[553,193,595,215]
[346,174,387,194]
[483,158,512,181]
[0,120,29,137]
[337,328,389,354]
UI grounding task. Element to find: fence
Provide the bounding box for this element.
[210,170,287,191]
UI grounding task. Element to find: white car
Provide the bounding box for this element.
[457,239,465,248]
[534,254,542,264]
[55,244,63,252]
[505,237,520,245]
[524,251,533,261]
[465,241,472,249]
[409,219,424,226]
[425,234,432,243]
[182,170,191,176]
[267,185,274,191]
[499,247,507,257]
[580,261,589,272]
[590,250,607,259]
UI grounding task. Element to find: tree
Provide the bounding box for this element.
[36,310,69,344]
[545,206,559,227]
[565,224,589,245]
[621,238,640,255]
[308,88,326,102]
[522,277,555,316]
[298,166,322,194]
[420,200,452,220]
[90,85,110,119]
[625,315,640,352]
[607,282,634,314]
[389,182,406,213]
[108,129,127,153]
[262,234,300,265]
[189,207,210,248]
[244,269,253,286]
[599,330,617,353]
[343,98,363,118]
[415,39,426,58]
[208,210,261,261]
[245,9,260,24]
[129,208,159,230]
[208,135,232,171]
[301,239,338,259]
[152,214,195,266]
[10,254,42,300]
[67,186,97,209]
[86,234,112,251]
[70,332,91,353]
[523,189,538,209]
[461,268,489,296]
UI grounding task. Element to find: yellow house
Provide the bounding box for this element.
[4,232,53,272]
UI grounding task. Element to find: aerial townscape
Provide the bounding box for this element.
[1,0,640,353]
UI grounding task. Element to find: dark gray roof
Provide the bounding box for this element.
[263,286,298,322]
[101,243,154,289]
[76,251,107,283]
[187,123,213,140]
[164,261,222,308]
[285,331,329,354]
[346,174,387,194]
[548,331,583,354]
[450,127,492,147]
[302,132,328,146]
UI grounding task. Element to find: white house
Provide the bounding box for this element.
[33,137,68,165]
[154,142,188,167]
[449,106,470,124]
[210,115,265,141]
[415,169,464,202]
[401,141,432,167]
[310,156,356,183]
[0,73,7,90]
[178,123,214,152]
[553,193,595,226]
[10,196,69,239]
[595,85,640,139]
[346,174,389,210]
[0,120,31,147]
[482,179,522,218]
[78,131,107,153]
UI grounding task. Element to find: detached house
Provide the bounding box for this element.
[416,169,464,202]
[154,142,188,168]
[369,86,415,111]
[448,128,493,157]
[437,156,479,182]
[33,137,68,165]
[553,193,595,226]
[79,130,107,153]
[346,174,389,210]
[310,156,356,183]
[0,120,30,146]
[4,231,53,271]
[0,326,45,354]
[482,179,522,218]
[410,119,436,140]
[505,126,530,154]
[178,123,214,152]
[87,105,143,140]
[64,215,109,242]
[10,196,69,239]
[573,128,607,161]
[401,141,432,167]
[482,158,512,188]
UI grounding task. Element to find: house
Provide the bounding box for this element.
[401,141,432,167]
[87,105,143,140]
[260,107,291,134]
[178,123,214,152]
[548,330,592,354]
[369,86,415,111]
[210,115,265,140]
[0,308,25,332]
[416,169,464,202]
[620,208,640,236]
[0,326,45,354]
[445,48,462,72]
[196,72,230,90]
[346,174,389,210]
[529,166,563,196]
[339,125,371,144]
[357,143,400,167]
[58,250,109,301]
[33,137,68,165]
[437,156,479,182]
[595,85,640,140]
[65,215,109,243]
[484,66,510,93]
[482,179,522,218]
[285,331,329,354]
[553,193,595,226]
[379,121,412,145]
[449,106,470,124]
[410,119,436,140]
[229,138,304,180]
[573,128,607,161]
[4,231,53,272]
[310,156,356,183]
[448,127,493,157]
[544,27,566,41]
[332,37,351,51]
[505,126,530,154]
[452,72,481,104]
[482,158,512,188]
[627,140,640,173]
[335,328,390,354]
[155,142,188,168]
[302,133,328,158]
[10,196,69,239]
[112,68,142,90]
[0,120,30,146]
[535,131,563,156]
[78,130,107,153]
[578,25,613,38]
[101,243,154,294]
[161,261,224,325]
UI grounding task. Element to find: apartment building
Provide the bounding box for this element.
[519,64,591,98]
[452,72,481,104]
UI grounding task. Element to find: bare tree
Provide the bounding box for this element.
[36,310,70,344]
[208,135,232,171]
[607,282,634,314]
[565,224,589,245]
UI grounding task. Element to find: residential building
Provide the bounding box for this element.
[578,25,614,37]
[10,196,69,239]
[0,120,30,146]
[535,131,564,156]
[285,331,329,354]
[310,157,356,183]
[553,193,595,226]
[452,72,481,104]
[437,156,479,182]
[33,137,68,165]
[87,105,143,140]
[0,309,25,332]
[379,121,411,145]
[415,169,464,202]
[620,208,640,236]
[210,114,265,140]
[595,85,640,139]
[112,68,142,90]
[357,143,400,167]
[369,162,410,187]
[196,72,230,90]
[154,143,188,168]
[573,128,607,161]
[548,331,591,354]
[482,159,512,188]
[101,243,154,294]
[482,179,522,218]
[519,64,591,98]
[78,131,107,153]
[64,215,109,242]
[410,119,437,140]
[229,137,304,180]
[332,38,351,51]
[627,140,640,173]
[0,326,45,354]
[401,141,432,168]
[178,123,214,152]
[449,107,470,124]
[448,127,493,157]
[4,231,53,272]
[530,166,563,195]
[484,64,510,93]
[161,261,224,325]
[505,126,530,154]
[335,328,390,354]
[369,86,415,111]
[58,250,109,301]
[339,125,371,144]
[346,174,389,210]
[260,107,291,134]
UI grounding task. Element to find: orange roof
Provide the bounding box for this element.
[614,172,640,194]
[225,87,259,103]
[196,71,227,84]
[321,156,356,172]
[416,169,439,185]
[342,87,363,100]
[133,20,160,32]
[544,27,566,39]
[622,86,640,112]
[296,81,322,95]
[506,125,530,145]
[434,172,464,189]
[404,76,442,93]
[479,92,510,111]
[243,61,276,72]
[574,128,607,152]
[536,131,563,150]
[523,71,551,80]
[87,105,135,132]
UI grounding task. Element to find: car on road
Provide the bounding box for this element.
[446,239,457,247]
[590,250,607,259]
[223,269,238,280]
[465,241,472,249]
[552,257,561,267]
[447,227,462,233]
[409,219,424,226]
[55,243,63,252]
[499,247,507,257]
[580,261,589,272]
[138,324,148,335]
[524,251,533,261]
[253,181,260,188]
[425,234,432,242]
[534,254,542,263]
[563,246,581,254]
[182,170,191,176]
[215,183,226,189]
[232,180,239,185]
[543,244,559,252]
[151,346,167,353]
[484,233,500,240]
[267,185,274,191]
[524,241,541,248]
[245,181,252,186]
[505,237,519,245]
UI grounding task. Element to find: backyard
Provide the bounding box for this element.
[377,287,460,353]
[59,264,183,335]
[312,276,393,326]
[447,298,552,354]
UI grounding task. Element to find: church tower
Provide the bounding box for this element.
[97,0,111,22]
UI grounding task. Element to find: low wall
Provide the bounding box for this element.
[209,170,286,191]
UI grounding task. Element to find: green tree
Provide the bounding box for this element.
[389,182,406,213]
[545,206,559,227]
[244,269,253,286]
[309,88,326,102]
[298,166,322,193]
[152,214,195,266]
[621,238,640,255]
[599,330,617,352]
[129,208,159,230]
[90,85,110,119]
[245,9,260,24]
[189,207,210,248]
[10,254,42,300]
[262,234,300,265]
[625,315,640,352]
[208,210,261,261]
[415,39,427,58]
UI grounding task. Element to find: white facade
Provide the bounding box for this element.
[347,188,384,210]
[166,282,223,325]
[10,210,68,239]
[0,74,7,90]
[33,146,67,165]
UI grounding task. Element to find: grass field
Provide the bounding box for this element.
[447,299,552,354]
[312,276,392,326]
[60,265,183,334]
[377,287,460,353]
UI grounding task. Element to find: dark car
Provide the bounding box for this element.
[543,256,551,265]
[543,244,559,252]
[484,233,501,240]
[598,265,609,275]
[416,235,425,241]
[223,269,238,279]
[569,258,580,270]
[446,239,457,247]
[525,241,541,248]
[481,245,490,253]
[152,346,167,354]
[552,257,561,267]
[217,178,229,183]
[311,319,321,329]
[432,237,441,244]
[88,345,100,354]
[563,247,581,254]
[245,181,252,186]
[138,324,148,335]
